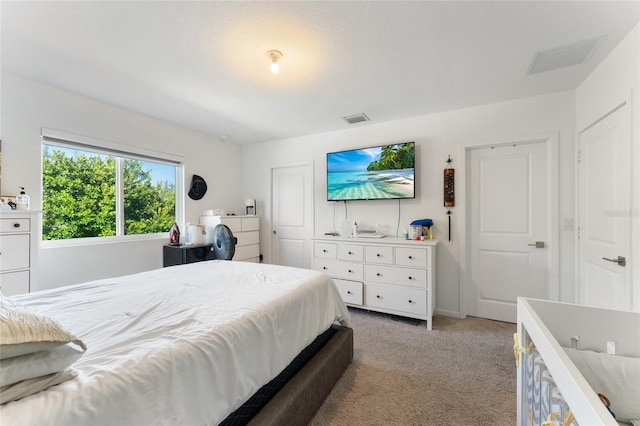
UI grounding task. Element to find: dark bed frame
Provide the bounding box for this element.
[250,325,353,425]
[220,324,353,426]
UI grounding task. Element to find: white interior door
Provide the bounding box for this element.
[468,142,548,322]
[271,163,313,269]
[578,103,631,310]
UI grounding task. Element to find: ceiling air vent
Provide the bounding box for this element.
[527,36,605,75]
[343,113,370,124]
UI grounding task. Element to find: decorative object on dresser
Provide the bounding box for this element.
[244,199,256,215]
[0,195,17,210]
[312,236,436,330]
[0,211,40,295]
[200,215,260,262]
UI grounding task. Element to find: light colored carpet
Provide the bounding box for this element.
[309,308,517,426]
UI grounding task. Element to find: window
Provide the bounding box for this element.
[42,131,183,242]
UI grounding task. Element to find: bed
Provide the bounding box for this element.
[516,297,640,426]
[0,260,352,425]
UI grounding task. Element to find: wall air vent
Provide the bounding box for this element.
[527,36,605,75]
[343,113,370,124]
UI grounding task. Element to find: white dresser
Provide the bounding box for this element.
[201,215,260,262]
[312,236,437,329]
[0,211,39,296]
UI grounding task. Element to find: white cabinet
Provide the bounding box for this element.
[313,237,437,329]
[201,215,260,262]
[0,211,39,296]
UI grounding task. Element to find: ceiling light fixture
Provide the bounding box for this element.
[267,50,283,73]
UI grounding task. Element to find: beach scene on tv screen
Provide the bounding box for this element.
[327,143,415,200]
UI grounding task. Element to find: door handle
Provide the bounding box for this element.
[602,256,626,267]
[528,241,545,248]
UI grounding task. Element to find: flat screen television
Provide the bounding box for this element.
[327,141,415,201]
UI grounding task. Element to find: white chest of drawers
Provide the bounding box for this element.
[313,236,437,329]
[200,215,260,262]
[0,211,40,296]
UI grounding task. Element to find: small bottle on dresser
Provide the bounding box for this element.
[16,187,30,210]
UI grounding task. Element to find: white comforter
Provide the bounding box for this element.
[1,260,350,425]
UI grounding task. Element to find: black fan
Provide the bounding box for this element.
[212,224,237,260]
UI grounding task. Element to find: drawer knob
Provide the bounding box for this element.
[13,223,20,228]
[408,299,413,303]
[348,269,353,273]
[323,249,328,253]
[347,291,352,295]
[408,255,413,259]
[376,295,381,299]
[348,251,353,255]
[408,276,413,280]
[377,253,381,257]
[322,266,327,270]
[376,273,381,276]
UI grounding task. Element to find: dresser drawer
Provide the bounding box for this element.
[365,282,427,316]
[234,244,260,261]
[333,279,363,306]
[241,217,260,231]
[365,245,394,264]
[337,244,363,262]
[314,242,337,259]
[365,265,427,289]
[0,234,30,271]
[0,271,30,296]
[217,216,241,233]
[395,247,429,268]
[314,259,363,281]
[236,230,259,246]
[0,218,30,233]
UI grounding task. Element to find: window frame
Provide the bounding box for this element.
[41,128,184,247]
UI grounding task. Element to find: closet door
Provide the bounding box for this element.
[468,141,549,323]
[578,103,632,310]
[271,162,313,269]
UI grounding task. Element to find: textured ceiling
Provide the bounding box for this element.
[2,1,639,144]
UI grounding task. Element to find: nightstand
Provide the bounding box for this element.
[163,244,214,267]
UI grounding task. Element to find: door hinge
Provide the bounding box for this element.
[577,227,580,239]
[577,151,581,163]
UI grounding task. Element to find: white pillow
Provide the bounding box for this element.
[0,369,77,404]
[0,342,85,387]
[564,347,640,423]
[0,294,85,359]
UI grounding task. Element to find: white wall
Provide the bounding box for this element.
[242,91,576,318]
[1,73,243,290]
[575,23,640,311]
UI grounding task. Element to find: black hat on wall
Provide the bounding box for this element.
[188,174,207,200]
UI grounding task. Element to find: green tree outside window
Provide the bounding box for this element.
[42,145,176,241]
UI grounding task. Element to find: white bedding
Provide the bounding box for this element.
[0,260,350,425]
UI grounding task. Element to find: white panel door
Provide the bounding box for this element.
[578,104,631,310]
[468,142,548,322]
[271,163,313,269]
